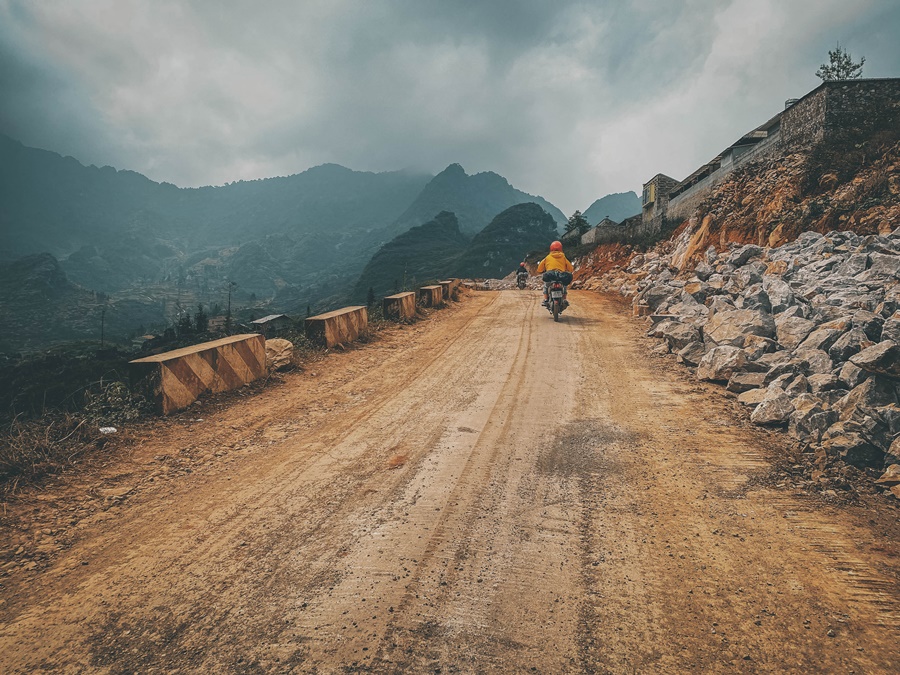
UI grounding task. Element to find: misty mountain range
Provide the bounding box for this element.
[0,132,609,352]
[354,203,559,299]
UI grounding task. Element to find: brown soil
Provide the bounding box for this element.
[1,291,898,673]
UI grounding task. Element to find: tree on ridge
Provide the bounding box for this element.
[816,43,865,81]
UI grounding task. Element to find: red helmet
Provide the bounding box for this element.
[519,262,526,267]
[550,241,563,251]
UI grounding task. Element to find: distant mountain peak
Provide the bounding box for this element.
[583,191,641,226]
[390,164,565,237]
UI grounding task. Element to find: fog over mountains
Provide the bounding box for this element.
[0,134,575,351]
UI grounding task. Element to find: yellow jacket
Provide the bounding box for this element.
[536,251,574,273]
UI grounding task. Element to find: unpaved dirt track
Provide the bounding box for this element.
[1,290,899,673]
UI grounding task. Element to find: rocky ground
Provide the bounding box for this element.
[472,270,543,291]
[577,226,900,501]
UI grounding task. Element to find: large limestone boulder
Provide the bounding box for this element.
[774,316,816,350]
[837,361,868,389]
[794,349,834,375]
[265,338,294,371]
[726,372,766,393]
[726,244,763,267]
[887,437,900,467]
[640,284,677,311]
[807,373,842,395]
[828,328,873,362]
[676,341,707,367]
[704,309,776,347]
[881,312,900,344]
[797,328,843,353]
[697,345,748,382]
[750,389,794,426]
[875,464,900,487]
[821,421,885,468]
[850,340,900,378]
[743,334,777,360]
[762,276,794,314]
[788,394,837,444]
[737,388,769,407]
[852,310,884,342]
[695,262,714,281]
[682,281,710,303]
[832,376,899,420]
[660,322,701,350]
[866,252,900,279]
[707,296,735,315]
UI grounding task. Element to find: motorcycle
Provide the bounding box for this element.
[542,270,572,322]
[547,280,569,321]
[516,271,528,289]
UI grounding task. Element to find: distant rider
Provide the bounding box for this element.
[516,262,528,277]
[536,241,574,307]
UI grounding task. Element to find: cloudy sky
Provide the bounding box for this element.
[1,0,898,214]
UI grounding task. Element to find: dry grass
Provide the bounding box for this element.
[0,412,105,494]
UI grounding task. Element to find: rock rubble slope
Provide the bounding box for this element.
[583,227,900,496]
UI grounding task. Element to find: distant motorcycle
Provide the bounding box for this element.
[542,271,572,322]
[516,271,528,289]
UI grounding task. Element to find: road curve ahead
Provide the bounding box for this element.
[1,290,898,673]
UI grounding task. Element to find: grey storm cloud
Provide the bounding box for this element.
[1,0,899,214]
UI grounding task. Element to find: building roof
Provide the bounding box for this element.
[250,314,290,325]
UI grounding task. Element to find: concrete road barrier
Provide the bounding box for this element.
[439,280,452,301]
[383,292,417,321]
[130,334,266,414]
[441,279,462,300]
[419,285,443,307]
[306,306,368,347]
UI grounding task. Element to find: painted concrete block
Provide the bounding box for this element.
[441,279,462,300]
[419,285,443,307]
[130,333,266,414]
[383,292,417,321]
[306,306,368,348]
[439,281,452,301]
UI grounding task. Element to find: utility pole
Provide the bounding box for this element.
[225,280,237,334]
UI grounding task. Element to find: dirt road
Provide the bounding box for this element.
[1,290,899,673]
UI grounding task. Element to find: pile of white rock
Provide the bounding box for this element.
[474,272,543,291]
[620,229,900,489]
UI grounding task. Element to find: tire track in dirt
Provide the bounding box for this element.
[1,289,899,673]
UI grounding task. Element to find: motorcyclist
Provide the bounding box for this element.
[515,262,529,288]
[536,241,574,307]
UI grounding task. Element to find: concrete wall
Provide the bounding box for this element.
[419,285,443,307]
[306,306,368,348]
[383,292,416,321]
[130,333,266,415]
